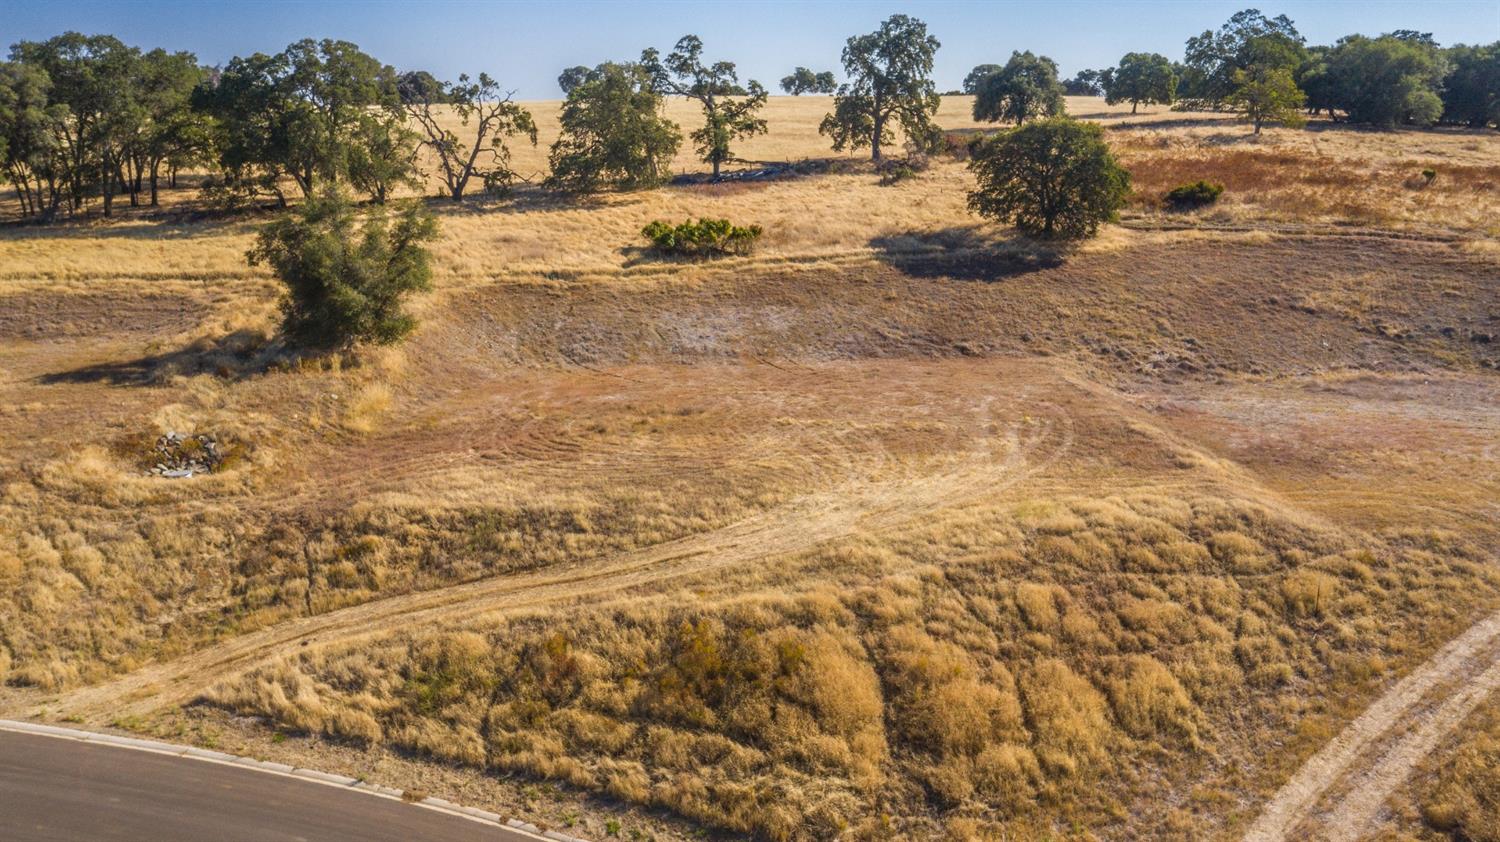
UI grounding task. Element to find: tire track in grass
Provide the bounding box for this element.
[1243,608,1500,842]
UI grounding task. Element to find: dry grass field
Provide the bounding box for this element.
[2,95,1498,841]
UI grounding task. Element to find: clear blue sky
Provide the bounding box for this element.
[5,1,1497,98]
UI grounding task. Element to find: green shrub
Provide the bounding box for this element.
[1164,180,1225,210]
[641,218,763,257]
[247,190,437,348]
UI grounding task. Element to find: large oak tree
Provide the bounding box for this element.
[819,14,940,161]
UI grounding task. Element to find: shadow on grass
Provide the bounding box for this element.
[869,226,1065,282]
[39,330,277,386]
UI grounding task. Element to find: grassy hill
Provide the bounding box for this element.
[2,97,1498,840]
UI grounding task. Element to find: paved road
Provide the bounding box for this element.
[0,730,531,841]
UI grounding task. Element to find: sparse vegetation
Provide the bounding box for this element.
[643,36,767,180]
[400,71,537,200]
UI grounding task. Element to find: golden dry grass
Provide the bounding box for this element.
[5,97,1497,284]
[1,95,1498,841]
[1375,699,1500,842]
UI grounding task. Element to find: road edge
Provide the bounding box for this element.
[0,718,590,842]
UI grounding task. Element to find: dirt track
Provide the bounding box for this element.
[1243,609,1500,841]
[48,400,1070,722]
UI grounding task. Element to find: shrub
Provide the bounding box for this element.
[247,190,438,349]
[1164,180,1224,210]
[641,218,762,257]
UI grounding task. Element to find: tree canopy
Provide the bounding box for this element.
[780,67,836,95]
[644,35,767,179]
[973,51,1066,124]
[557,65,591,95]
[967,117,1130,239]
[1321,34,1446,126]
[1442,42,1500,128]
[1102,52,1176,113]
[546,62,682,192]
[402,71,536,200]
[3,32,211,218]
[1064,69,1105,96]
[962,64,1003,94]
[1227,63,1306,133]
[1181,8,1306,105]
[819,14,941,161]
[194,38,407,205]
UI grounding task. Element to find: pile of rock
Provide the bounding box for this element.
[147,431,225,478]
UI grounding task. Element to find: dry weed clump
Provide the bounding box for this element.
[1409,701,1500,842]
[0,447,794,690]
[204,492,1500,839]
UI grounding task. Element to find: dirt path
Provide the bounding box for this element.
[44,406,1070,724]
[1242,607,1500,842]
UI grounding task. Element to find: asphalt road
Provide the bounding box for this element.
[0,730,532,841]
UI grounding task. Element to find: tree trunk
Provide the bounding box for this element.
[1132,101,1138,114]
[102,160,114,217]
[871,113,884,161]
[150,160,160,207]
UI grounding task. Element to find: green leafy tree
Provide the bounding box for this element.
[0,60,69,218]
[1295,46,1339,117]
[644,35,767,179]
[546,62,682,192]
[1064,69,1105,96]
[347,110,420,203]
[247,189,438,348]
[819,14,941,161]
[1183,9,1307,106]
[1228,64,1307,133]
[196,38,404,203]
[1322,34,1447,126]
[10,32,140,216]
[779,67,836,95]
[1103,52,1176,113]
[973,51,1065,124]
[1441,42,1500,127]
[967,117,1129,240]
[962,64,1003,94]
[557,65,591,95]
[397,71,447,103]
[401,71,536,200]
[130,48,210,206]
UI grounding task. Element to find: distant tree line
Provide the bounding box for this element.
[1044,10,1498,130]
[3,9,1497,219]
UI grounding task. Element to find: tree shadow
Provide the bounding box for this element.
[424,184,608,217]
[869,226,1066,282]
[1101,116,1245,132]
[619,244,756,269]
[38,330,277,386]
